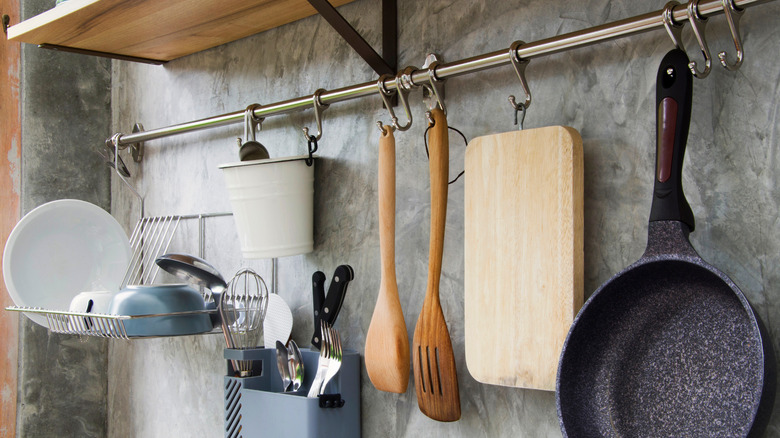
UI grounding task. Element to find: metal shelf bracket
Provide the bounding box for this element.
[306,0,397,77]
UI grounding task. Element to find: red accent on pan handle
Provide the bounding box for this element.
[657,97,678,183]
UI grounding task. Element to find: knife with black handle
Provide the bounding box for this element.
[311,265,354,349]
[311,271,327,348]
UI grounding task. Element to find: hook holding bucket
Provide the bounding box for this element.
[302,89,329,142]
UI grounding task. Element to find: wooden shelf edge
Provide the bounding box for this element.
[6,0,358,62]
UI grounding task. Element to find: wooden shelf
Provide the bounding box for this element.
[6,0,357,63]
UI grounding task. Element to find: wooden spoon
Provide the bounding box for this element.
[365,126,410,393]
[412,109,460,421]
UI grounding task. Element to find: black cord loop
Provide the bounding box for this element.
[306,135,318,166]
[423,126,468,185]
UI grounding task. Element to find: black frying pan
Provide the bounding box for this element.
[556,49,776,437]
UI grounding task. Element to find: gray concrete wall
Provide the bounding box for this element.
[17,0,111,436]
[31,0,777,436]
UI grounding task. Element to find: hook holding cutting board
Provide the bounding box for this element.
[508,40,532,129]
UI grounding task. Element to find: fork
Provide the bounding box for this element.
[307,320,332,397]
[319,324,342,395]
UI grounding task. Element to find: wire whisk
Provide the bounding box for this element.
[220,268,269,377]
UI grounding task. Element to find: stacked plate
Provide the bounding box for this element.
[2,199,131,327]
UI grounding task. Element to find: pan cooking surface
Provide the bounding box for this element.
[558,260,763,437]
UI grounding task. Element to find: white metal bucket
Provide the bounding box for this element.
[219,156,315,259]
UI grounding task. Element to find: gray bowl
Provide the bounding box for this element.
[109,284,213,337]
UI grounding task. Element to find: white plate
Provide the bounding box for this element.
[3,199,131,327]
[263,293,293,347]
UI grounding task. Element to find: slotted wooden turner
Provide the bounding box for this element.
[412,108,460,422]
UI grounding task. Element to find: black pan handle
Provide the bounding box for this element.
[649,49,695,232]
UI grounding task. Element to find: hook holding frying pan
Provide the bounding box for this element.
[662,1,685,51]
[508,40,531,130]
[686,0,712,79]
[718,0,745,71]
[302,89,329,142]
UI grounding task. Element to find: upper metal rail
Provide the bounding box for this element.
[108,0,772,148]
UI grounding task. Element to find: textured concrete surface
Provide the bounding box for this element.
[14,0,112,436]
[107,0,780,436]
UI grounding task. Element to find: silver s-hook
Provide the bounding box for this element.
[508,40,532,130]
[376,74,398,135]
[719,0,745,70]
[302,88,329,141]
[243,103,263,144]
[422,55,446,126]
[686,0,712,78]
[392,67,415,132]
[662,1,685,51]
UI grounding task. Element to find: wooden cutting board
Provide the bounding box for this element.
[464,126,584,391]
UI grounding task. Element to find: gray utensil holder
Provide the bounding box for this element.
[223,347,361,438]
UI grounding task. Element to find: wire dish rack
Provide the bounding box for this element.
[5,212,230,340]
[5,306,219,340]
[5,140,234,339]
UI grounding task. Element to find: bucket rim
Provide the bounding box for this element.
[218,155,317,169]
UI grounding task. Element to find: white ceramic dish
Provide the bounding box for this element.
[69,290,115,314]
[3,199,131,327]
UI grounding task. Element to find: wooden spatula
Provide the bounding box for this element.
[413,108,460,422]
[365,126,410,393]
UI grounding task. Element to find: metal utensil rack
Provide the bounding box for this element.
[106,0,774,154]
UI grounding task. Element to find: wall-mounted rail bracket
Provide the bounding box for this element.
[129,123,145,163]
[2,14,10,36]
[306,0,397,77]
[106,123,145,164]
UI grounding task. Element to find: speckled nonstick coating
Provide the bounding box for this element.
[556,50,776,437]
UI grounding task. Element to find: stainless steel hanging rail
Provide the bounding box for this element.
[108,0,773,148]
